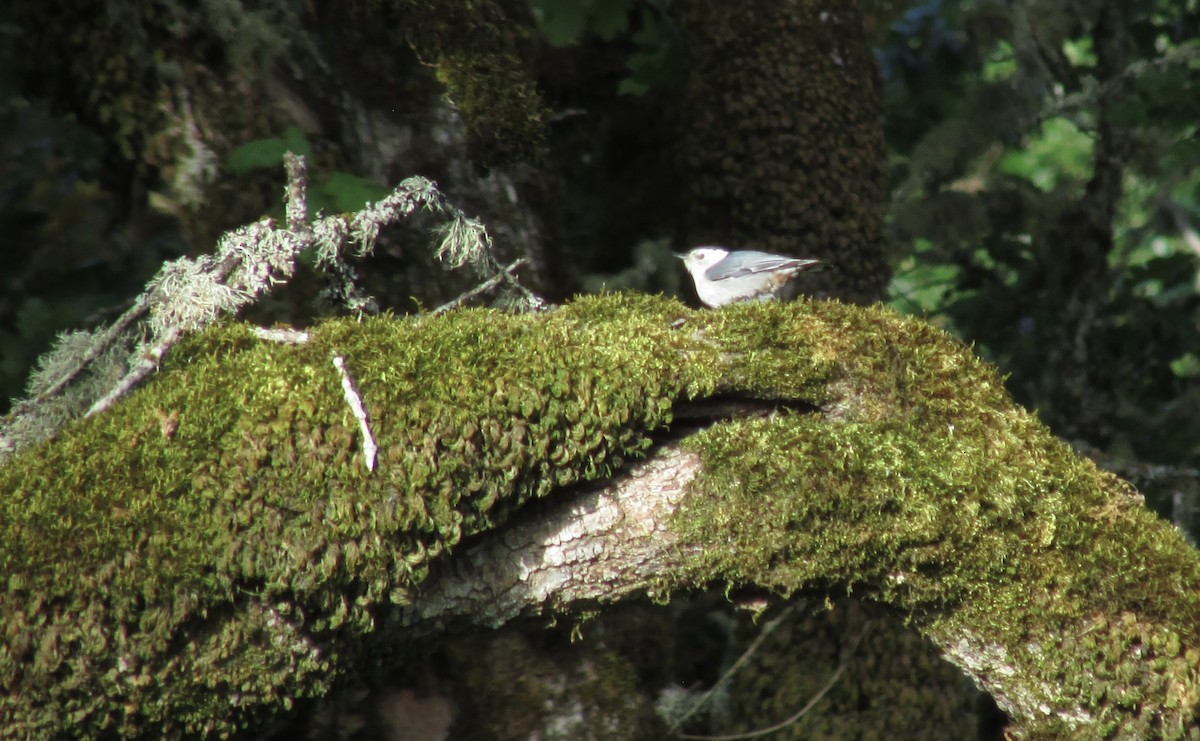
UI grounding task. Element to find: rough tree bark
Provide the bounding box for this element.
[675,0,890,304]
[3,294,1198,739]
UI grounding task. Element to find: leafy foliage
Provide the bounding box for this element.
[881,1,1200,517]
[226,127,389,215]
[530,0,681,94]
[226,126,313,173]
[531,0,635,44]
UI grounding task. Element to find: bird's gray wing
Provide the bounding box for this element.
[705,251,810,280]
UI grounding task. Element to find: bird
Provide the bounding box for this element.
[677,246,824,308]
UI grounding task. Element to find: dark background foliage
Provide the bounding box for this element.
[5,0,1194,522]
[1,0,1198,737]
[879,0,1200,527]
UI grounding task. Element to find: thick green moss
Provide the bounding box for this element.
[0,293,720,737]
[3,293,1196,738]
[670,300,1200,737]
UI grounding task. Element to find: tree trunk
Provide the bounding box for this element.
[675,0,890,304]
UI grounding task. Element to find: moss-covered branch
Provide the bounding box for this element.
[2,294,1198,738]
[401,443,700,630]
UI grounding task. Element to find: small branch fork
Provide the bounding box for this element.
[431,258,528,315]
[86,327,182,418]
[1,154,546,459]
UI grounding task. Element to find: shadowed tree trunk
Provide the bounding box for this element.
[5,0,554,309]
[675,0,890,304]
[668,2,980,734]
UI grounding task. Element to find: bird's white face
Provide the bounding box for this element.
[681,247,729,275]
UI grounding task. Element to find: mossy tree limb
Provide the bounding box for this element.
[404,411,1200,738]
[401,443,700,631]
[2,294,1198,738]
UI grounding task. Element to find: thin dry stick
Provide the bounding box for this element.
[430,258,529,315]
[34,294,152,403]
[85,326,182,417]
[492,259,545,312]
[250,327,310,344]
[668,602,799,733]
[675,620,870,741]
[332,355,377,472]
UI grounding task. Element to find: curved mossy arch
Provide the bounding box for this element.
[1,294,1198,738]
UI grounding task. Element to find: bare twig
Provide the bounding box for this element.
[675,621,870,741]
[431,258,528,315]
[250,327,310,344]
[667,602,799,733]
[85,327,182,418]
[332,355,377,472]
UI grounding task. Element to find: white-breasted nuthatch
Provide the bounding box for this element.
[677,246,824,308]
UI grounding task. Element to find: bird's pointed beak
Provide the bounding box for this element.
[672,252,686,260]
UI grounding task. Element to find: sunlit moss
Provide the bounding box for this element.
[3,293,1197,737]
[0,293,718,736]
[671,300,1200,738]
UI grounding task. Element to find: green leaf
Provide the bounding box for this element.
[314,172,390,214]
[887,261,962,314]
[282,126,313,158]
[617,76,651,96]
[592,0,632,41]
[618,8,680,95]
[533,0,590,46]
[226,127,312,174]
[997,118,1093,191]
[1170,353,1200,379]
[226,138,288,174]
